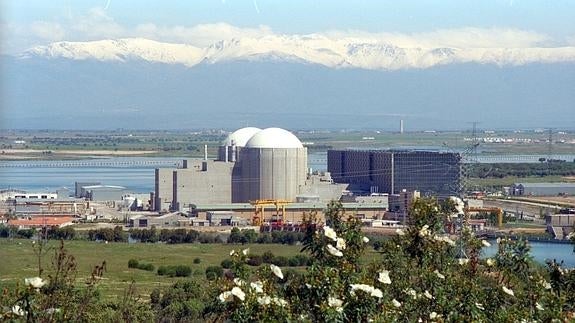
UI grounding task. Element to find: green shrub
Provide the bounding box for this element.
[288,256,300,267]
[262,250,275,263]
[220,259,233,269]
[128,259,139,268]
[173,265,191,277]
[246,254,263,266]
[157,265,191,277]
[205,266,223,280]
[271,256,288,266]
[157,266,169,276]
[193,257,201,264]
[138,263,155,272]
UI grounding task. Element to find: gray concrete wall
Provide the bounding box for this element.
[155,168,175,211]
[173,160,234,210]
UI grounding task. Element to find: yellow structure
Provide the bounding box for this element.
[249,199,291,225]
[465,207,504,229]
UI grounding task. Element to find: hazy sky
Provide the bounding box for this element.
[2,0,575,54]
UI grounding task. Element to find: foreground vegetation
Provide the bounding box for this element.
[1,199,574,321]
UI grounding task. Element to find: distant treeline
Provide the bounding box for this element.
[468,161,575,178]
[0,225,306,245]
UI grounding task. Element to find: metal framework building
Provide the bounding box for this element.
[327,149,461,197]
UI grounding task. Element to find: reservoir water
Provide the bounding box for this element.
[483,241,574,268]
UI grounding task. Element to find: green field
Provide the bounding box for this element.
[0,239,303,299]
[467,175,571,189]
[3,129,574,159]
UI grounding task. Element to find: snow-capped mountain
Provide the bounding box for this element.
[21,37,575,70]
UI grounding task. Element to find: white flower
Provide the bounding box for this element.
[405,288,417,299]
[434,270,445,279]
[378,270,391,284]
[336,237,347,250]
[475,302,485,310]
[486,258,495,266]
[305,283,312,289]
[218,291,233,302]
[257,295,271,305]
[434,235,456,246]
[12,305,25,316]
[496,238,501,244]
[396,228,405,236]
[350,283,381,298]
[536,302,544,311]
[362,236,369,243]
[229,250,236,256]
[324,226,338,241]
[271,297,288,307]
[419,225,430,237]
[46,308,60,314]
[481,240,491,247]
[270,264,284,279]
[231,287,246,301]
[233,278,244,286]
[392,299,402,308]
[430,312,438,319]
[242,248,250,255]
[327,244,344,257]
[502,286,514,296]
[371,288,383,298]
[250,281,264,293]
[328,296,343,308]
[424,290,433,300]
[457,258,469,265]
[539,280,551,289]
[25,277,46,289]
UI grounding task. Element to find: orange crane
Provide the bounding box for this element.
[464,207,504,229]
[249,199,291,226]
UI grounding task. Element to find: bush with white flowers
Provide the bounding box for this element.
[207,199,575,322]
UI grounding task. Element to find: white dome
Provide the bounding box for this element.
[222,127,262,147]
[245,128,303,149]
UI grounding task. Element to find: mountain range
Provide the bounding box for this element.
[2,37,574,130]
[21,37,575,70]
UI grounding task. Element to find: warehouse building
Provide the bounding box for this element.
[327,149,461,198]
[511,183,575,196]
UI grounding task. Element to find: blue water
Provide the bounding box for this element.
[483,241,575,268]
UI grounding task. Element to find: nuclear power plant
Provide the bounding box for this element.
[154,127,339,212]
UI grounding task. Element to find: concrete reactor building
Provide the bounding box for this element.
[237,128,307,202]
[154,127,338,212]
[328,149,461,198]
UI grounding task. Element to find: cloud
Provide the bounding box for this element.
[322,27,550,49]
[134,22,273,47]
[0,6,568,55]
[29,21,66,41]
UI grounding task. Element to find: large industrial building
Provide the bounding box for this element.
[327,149,461,197]
[511,183,575,196]
[154,127,344,212]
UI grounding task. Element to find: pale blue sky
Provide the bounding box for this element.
[2,0,575,54]
[4,0,575,33]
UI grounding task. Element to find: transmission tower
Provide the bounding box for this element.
[547,128,554,175]
[470,121,479,163]
[457,122,481,196]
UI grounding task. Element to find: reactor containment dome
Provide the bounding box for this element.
[222,127,262,147]
[245,127,304,149]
